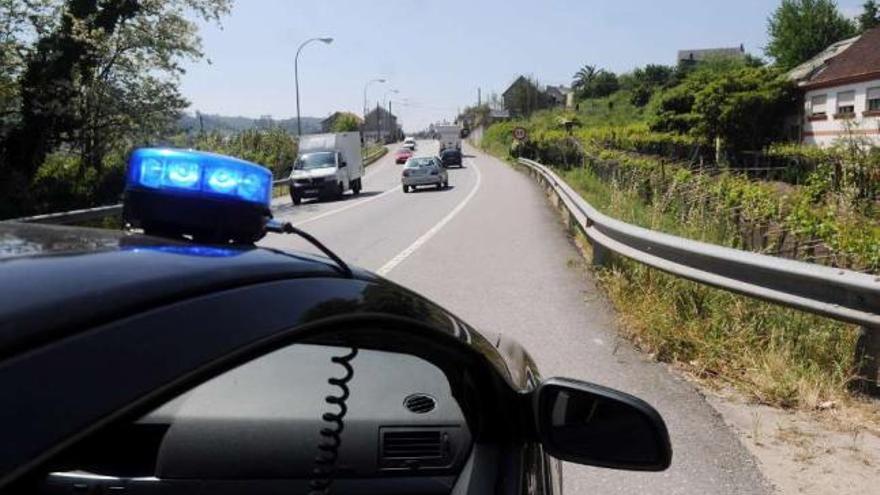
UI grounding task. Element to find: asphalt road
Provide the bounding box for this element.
[260,140,772,494]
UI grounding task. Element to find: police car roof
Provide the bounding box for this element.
[0,222,359,358]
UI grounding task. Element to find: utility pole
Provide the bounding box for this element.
[478,87,481,106]
[376,102,382,143]
[388,99,393,141]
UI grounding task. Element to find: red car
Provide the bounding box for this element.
[394,148,413,164]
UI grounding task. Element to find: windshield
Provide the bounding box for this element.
[294,152,336,170]
[405,157,435,168]
[7,1,878,493]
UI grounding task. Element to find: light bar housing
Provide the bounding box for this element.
[123,148,274,244]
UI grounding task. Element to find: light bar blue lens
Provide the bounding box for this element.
[166,161,201,189]
[123,245,242,258]
[127,148,272,207]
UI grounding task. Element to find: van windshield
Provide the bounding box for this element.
[295,152,336,170]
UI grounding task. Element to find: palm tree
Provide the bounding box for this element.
[572,64,597,91]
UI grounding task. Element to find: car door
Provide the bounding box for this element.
[338,151,349,190]
[0,277,369,487]
[1,276,547,493]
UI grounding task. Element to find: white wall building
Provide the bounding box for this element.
[803,80,880,147]
[790,27,880,148]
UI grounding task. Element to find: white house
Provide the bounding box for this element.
[790,27,880,147]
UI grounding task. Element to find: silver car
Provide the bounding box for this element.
[401,156,448,193]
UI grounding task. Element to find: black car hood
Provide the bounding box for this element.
[0,222,346,358]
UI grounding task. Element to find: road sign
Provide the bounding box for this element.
[512,127,527,141]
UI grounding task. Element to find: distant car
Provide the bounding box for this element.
[403,136,417,148]
[402,156,448,192]
[440,148,462,168]
[394,148,414,164]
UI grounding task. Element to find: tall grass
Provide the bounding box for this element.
[561,166,859,409]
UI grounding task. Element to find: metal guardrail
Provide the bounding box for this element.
[14,148,389,225]
[14,204,124,226]
[518,157,880,388]
[14,178,289,225]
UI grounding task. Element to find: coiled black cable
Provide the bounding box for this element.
[309,347,358,495]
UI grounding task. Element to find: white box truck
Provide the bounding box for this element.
[289,132,363,205]
[436,124,462,152]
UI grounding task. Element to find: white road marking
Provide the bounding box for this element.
[293,185,398,227]
[377,157,482,276]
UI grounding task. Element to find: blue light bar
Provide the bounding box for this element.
[127,148,272,207]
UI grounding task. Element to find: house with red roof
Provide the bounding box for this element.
[789,27,880,147]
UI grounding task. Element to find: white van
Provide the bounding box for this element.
[403,136,417,150]
[289,132,363,205]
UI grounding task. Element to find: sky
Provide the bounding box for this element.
[180,0,867,132]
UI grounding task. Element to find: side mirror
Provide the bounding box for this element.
[535,378,671,471]
[339,160,347,168]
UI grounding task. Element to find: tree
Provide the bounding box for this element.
[591,71,619,98]
[628,64,674,106]
[859,0,880,31]
[692,67,796,150]
[650,65,796,150]
[0,0,231,217]
[331,112,361,132]
[571,64,597,92]
[573,67,619,99]
[766,0,857,69]
[0,0,57,142]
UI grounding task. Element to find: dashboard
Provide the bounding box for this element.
[40,344,474,494]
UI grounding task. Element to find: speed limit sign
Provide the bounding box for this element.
[512,127,528,141]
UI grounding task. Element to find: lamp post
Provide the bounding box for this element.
[363,78,385,142]
[294,36,333,136]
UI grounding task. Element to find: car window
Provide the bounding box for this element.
[405,157,434,168]
[36,341,470,491]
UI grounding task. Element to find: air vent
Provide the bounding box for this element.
[379,427,464,472]
[382,430,443,460]
[403,394,436,414]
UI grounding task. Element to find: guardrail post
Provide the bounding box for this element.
[591,239,611,268]
[567,211,578,235]
[854,326,880,396]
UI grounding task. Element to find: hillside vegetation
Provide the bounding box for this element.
[477,55,880,409]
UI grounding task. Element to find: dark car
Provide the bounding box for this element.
[0,149,671,494]
[440,148,462,168]
[0,222,672,494]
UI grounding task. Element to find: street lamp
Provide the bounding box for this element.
[294,36,333,136]
[363,78,385,142]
